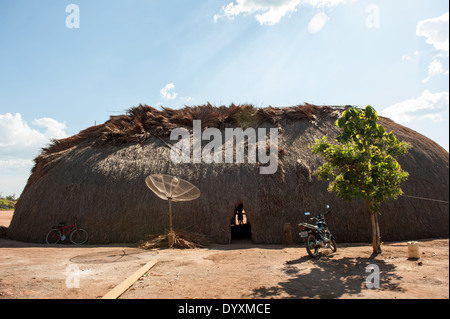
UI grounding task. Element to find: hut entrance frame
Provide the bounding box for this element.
[230,202,252,241]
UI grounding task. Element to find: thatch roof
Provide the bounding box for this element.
[8,103,449,244]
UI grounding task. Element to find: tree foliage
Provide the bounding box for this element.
[310,105,411,253]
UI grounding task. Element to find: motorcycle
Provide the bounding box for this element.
[298,205,337,257]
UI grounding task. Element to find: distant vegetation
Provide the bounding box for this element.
[0,194,17,210]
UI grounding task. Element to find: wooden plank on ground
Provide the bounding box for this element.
[102,259,157,299]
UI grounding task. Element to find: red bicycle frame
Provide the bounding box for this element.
[59,224,77,237]
[51,222,79,238]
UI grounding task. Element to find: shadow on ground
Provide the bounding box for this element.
[251,253,404,299]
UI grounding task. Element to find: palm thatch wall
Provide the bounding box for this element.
[8,104,449,244]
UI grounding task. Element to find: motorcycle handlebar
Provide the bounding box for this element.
[310,212,330,221]
[305,208,331,221]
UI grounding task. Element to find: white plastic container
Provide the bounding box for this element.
[408,241,420,259]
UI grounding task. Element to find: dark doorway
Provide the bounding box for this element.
[230,203,251,241]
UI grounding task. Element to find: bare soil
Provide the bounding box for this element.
[0,211,448,299]
[0,211,13,227]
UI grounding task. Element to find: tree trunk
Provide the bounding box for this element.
[368,201,382,255]
[375,213,381,251]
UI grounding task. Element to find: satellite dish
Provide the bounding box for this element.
[145,174,200,241]
[145,174,200,202]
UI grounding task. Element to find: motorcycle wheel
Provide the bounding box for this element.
[306,234,319,258]
[329,238,337,253]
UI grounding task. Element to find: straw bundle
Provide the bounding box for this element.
[137,230,210,249]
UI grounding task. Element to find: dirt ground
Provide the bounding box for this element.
[0,211,13,228]
[0,211,448,299]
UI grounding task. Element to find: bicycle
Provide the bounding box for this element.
[45,218,89,245]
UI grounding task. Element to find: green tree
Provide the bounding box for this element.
[311,105,411,255]
[6,194,16,201]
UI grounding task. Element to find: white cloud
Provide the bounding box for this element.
[214,0,300,25]
[416,12,449,56]
[160,83,178,100]
[422,58,445,83]
[180,96,193,103]
[401,54,412,62]
[414,12,449,87]
[0,112,68,159]
[308,12,329,33]
[381,90,449,124]
[159,83,193,105]
[33,118,68,140]
[401,50,420,62]
[214,0,354,26]
[0,113,69,195]
[0,159,33,170]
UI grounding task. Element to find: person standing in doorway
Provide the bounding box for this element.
[236,203,244,225]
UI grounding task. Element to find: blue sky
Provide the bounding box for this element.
[0,0,449,196]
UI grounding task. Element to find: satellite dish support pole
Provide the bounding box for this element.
[168,198,173,232]
[168,198,175,248]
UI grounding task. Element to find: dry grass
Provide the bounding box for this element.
[29,103,342,187]
[137,230,211,249]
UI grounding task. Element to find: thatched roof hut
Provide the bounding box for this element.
[8,104,449,244]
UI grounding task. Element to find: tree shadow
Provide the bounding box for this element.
[251,253,405,299]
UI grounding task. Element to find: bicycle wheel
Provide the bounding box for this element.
[70,229,89,245]
[46,229,61,244]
